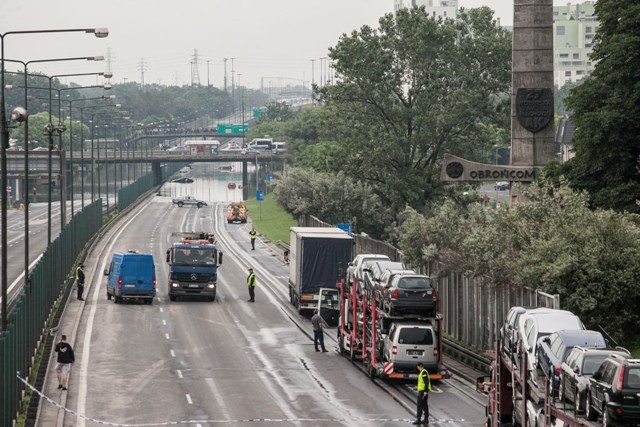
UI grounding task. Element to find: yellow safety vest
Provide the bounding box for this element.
[417,368,431,392]
[76,267,82,280]
[247,273,256,287]
[250,231,257,240]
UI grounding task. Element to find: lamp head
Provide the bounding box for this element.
[103,84,112,90]
[91,28,109,38]
[90,56,105,61]
[11,107,28,123]
[104,71,113,79]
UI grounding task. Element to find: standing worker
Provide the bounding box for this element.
[311,309,329,352]
[249,228,257,250]
[54,335,75,391]
[247,268,256,302]
[75,263,85,301]
[413,362,432,425]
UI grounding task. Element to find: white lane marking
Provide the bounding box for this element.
[165,333,170,340]
[205,378,232,420]
[162,319,166,326]
[177,369,183,379]
[77,203,151,427]
[159,307,164,313]
[186,394,193,405]
[170,350,176,357]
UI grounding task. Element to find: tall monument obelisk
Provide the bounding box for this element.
[511,0,555,181]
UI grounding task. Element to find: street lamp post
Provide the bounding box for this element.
[0,26,108,331]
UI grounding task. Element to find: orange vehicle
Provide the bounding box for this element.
[227,202,247,224]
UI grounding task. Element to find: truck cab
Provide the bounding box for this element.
[166,232,223,302]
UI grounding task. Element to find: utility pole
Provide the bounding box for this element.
[231,57,236,119]
[223,58,228,91]
[190,49,201,86]
[207,60,210,87]
[137,58,147,88]
[310,59,316,88]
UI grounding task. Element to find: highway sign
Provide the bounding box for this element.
[336,223,352,235]
[217,123,248,134]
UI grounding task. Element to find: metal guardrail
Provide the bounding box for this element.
[276,240,290,250]
[443,338,492,373]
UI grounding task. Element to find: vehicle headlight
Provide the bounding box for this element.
[207,282,216,289]
[171,282,180,288]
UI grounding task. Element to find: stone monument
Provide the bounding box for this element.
[441,0,555,200]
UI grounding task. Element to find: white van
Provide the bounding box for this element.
[383,322,438,373]
[272,142,286,154]
[246,138,273,150]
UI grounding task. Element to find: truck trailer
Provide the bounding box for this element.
[288,227,353,314]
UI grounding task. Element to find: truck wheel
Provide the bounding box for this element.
[177,202,184,207]
[227,220,232,224]
[350,345,356,362]
[367,360,376,380]
[169,295,177,302]
[208,296,215,302]
[197,202,203,208]
[146,298,153,305]
[107,292,112,300]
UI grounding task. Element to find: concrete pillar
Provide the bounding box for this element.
[511,0,555,169]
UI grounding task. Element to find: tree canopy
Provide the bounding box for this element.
[316,6,511,213]
[564,0,640,212]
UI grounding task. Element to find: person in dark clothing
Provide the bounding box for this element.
[311,309,329,352]
[249,228,257,250]
[76,263,86,300]
[247,268,256,302]
[54,335,75,391]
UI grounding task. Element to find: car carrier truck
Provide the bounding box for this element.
[288,227,353,314]
[317,275,450,381]
[166,232,222,302]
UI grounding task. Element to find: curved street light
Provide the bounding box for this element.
[0,26,109,331]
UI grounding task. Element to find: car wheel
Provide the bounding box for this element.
[558,379,564,403]
[585,392,597,421]
[177,202,184,207]
[548,372,555,399]
[197,203,203,208]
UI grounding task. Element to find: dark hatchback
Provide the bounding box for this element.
[587,354,640,425]
[382,273,437,317]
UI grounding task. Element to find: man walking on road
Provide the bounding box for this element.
[413,362,432,424]
[311,309,329,352]
[54,335,75,391]
[247,268,256,302]
[249,228,257,250]
[75,263,85,301]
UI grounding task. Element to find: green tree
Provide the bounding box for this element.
[564,0,640,212]
[260,101,295,122]
[317,6,511,213]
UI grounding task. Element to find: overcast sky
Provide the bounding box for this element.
[1,1,568,89]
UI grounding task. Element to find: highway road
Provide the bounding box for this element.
[37,163,486,426]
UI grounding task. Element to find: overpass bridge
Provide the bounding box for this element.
[5,130,286,206]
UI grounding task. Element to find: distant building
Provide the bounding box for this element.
[394,0,458,21]
[555,116,576,162]
[553,1,599,87]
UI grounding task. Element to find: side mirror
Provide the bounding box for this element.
[573,366,580,374]
[166,250,170,263]
[542,336,550,343]
[592,371,601,380]
[218,252,223,265]
[103,268,108,276]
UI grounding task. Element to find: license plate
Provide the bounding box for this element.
[407,350,423,356]
[188,284,200,288]
[124,284,135,288]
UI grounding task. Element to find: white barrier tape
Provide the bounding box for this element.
[19,373,464,425]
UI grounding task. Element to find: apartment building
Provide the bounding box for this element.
[554,1,599,87]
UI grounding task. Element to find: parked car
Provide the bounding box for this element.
[586,354,640,425]
[167,146,187,153]
[172,177,194,184]
[500,306,532,356]
[361,260,407,295]
[381,273,437,317]
[536,330,607,396]
[346,254,390,284]
[560,346,630,413]
[383,322,438,373]
[516,309,585,376]
[495,181,510,191]
[241,147,259,155]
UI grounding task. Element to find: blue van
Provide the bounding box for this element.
[104,250,156,304]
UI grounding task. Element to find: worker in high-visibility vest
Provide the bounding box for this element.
[247,268,256,302]
[413,362,432,425]
[249,228,257,250]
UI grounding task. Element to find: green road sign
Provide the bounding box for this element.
[217,123,248,134]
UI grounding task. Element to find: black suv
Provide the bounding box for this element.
[586,354,640,425]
